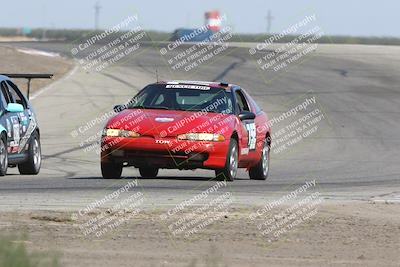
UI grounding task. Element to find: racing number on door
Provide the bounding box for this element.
[245,122,256,150]
[235,89,257,151]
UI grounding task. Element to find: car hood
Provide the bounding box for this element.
[106,108,236,137]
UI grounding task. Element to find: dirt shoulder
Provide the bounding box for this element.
[0,45,73,95]
[1,202,398,267]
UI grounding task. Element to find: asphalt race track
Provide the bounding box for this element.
[0,42,399,210]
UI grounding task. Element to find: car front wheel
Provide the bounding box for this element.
[139,167,159,178]
[18,132,41,175]
[215,139,238,182]
[249,140,270,180]
[101,161,123,179]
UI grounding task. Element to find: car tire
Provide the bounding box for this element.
[101,161,123,179]
[249,139,270,180]
[215,139,238,182]
[139,167,159,178]
[18,131,41,175]
[0,135,8,176]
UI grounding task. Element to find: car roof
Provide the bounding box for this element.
[0,75,10,83]
[156,80,239,91]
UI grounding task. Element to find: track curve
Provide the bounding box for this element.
[0,42,399,210]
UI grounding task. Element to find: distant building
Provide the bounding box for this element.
[171,11,221,42]
[205,10,221,32]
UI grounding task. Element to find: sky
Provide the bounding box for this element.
[1,0,398,37]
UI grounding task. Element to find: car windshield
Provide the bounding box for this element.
[128,84,234,114]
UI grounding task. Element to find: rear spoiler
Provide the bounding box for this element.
[0,73,53,99]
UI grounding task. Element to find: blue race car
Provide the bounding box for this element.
[0,75,41,176]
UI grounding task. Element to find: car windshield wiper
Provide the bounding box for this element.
[148,106,170,110]
[183,108,221,113]
[129,105,170,110]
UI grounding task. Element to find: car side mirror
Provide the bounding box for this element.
[6,103,24,113]
[113,105,125,113]
[238,111,256,121]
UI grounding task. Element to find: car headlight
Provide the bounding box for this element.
[104,129,140,138]
[177,133,225,142]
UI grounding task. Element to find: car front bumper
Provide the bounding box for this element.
[100,136,229,169]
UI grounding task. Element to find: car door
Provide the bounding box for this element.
[2,80,32,155]
[234,89,257,160]
[0,80,20,154]
[242,89,268,158]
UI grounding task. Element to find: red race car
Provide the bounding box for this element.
[101,81,271,181]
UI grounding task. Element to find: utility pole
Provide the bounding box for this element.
[94,1,101,30]
[266,10,273,34]
[41,5,46,40]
